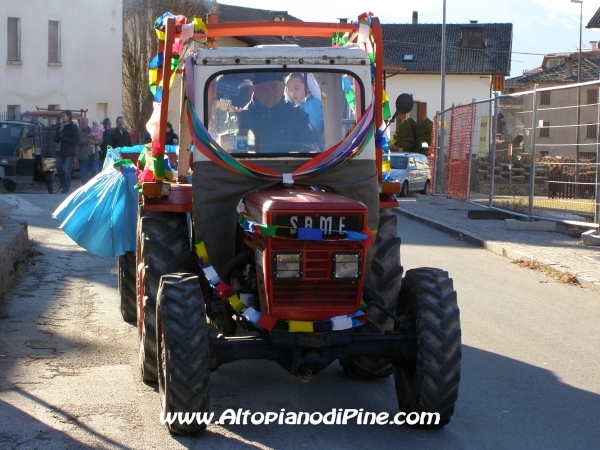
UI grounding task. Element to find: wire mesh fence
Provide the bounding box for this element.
[432,81,600,227]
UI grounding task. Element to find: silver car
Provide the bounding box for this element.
[384,152,431,197]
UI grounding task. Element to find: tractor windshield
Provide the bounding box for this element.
[0,123,23,157]
[206,70,363,156]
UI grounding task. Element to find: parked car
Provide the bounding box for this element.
[384,152,431,197]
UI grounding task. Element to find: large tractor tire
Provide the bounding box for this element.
[341,209,403,378]
[138,212,190,382]
[393,268,461,427]
[118,251,137,322]
[157,274,210,436]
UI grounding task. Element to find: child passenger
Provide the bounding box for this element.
[286,73,324,136]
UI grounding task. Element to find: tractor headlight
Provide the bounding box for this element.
[274,253,302,279]
[332,253,361,279]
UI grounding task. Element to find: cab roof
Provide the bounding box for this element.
[194,45,369,66]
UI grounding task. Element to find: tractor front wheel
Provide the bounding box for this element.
[393,267,461,427]
[157,274,210,435]
[138,211,190,382]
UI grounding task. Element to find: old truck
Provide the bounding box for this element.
[0,108,86,193]
[119,12,461,435]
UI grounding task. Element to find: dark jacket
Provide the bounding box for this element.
[238,98,322,152]
[100,128,112,158]
[109,127,132,149]
[166,129,178,145]
[53,121,80,157]
[77,127,97,161]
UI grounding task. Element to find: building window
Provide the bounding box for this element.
[461,28,484,48]
[539,121,550,138]
[7,17,21,62]
[586,123,597,139]
[97,103,108,120]
[540,91,551,106]
[7,105,21,120]
[587,89,598,105]
[48,21,61,64]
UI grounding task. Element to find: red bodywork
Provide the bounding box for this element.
[243,188,370,321]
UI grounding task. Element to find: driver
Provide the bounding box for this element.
[238,73,323,152]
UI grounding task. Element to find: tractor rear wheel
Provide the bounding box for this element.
[340,209,403,378]
[393,267,461,427]
[138,211,190,382]
[118,251,136,322]
[157,274,210,435]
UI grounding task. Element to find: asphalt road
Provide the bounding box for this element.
[0,189,598,449]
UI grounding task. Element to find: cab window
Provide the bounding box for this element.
[415,158,425,170]
[19,126,35,159]
[205,70,363,156]
[0,123,23,156]
[408,156,416,169]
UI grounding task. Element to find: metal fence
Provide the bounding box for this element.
[432,81,600,227]
[0,111,22,121]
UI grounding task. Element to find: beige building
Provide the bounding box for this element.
[1,0,122,121]
[504,54,600,158]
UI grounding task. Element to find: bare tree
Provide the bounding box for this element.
[122,0,209,137]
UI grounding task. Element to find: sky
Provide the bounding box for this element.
[215,0,600,78]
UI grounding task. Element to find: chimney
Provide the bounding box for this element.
[590,41,598,51]
[412,11,418,25]
[565,58,573,77]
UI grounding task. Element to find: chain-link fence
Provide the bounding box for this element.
[432,81,600,228]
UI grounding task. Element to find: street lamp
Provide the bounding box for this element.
[571,0,583,198]
[571,0,583,84]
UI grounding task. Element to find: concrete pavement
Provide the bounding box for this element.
[395,196,600,291]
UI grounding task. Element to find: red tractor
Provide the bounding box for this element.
[118,12,461,435]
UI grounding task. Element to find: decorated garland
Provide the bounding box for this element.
[238,212,370,244]
[193,236,369,333]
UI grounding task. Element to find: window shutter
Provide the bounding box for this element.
[7,18,20,61]
[417,102,427,122]
[48,21,60,63]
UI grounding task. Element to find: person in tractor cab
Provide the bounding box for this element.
[238,72,323,153]
[286,73,324,136]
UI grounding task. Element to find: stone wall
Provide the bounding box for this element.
[0,220,29,301]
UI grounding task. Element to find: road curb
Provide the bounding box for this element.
[394,206,599,292]
[0,218,29,301]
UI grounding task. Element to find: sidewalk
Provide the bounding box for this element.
[395,197,600,291]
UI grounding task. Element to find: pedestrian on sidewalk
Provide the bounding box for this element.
[109,116,132,149]
[53,110,80,194]
[100,118,112,166]
[77,117,96,184]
